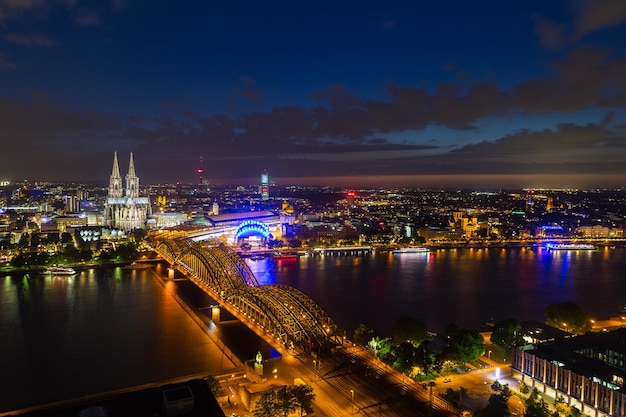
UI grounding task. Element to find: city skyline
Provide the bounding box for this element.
[1,1,626,188]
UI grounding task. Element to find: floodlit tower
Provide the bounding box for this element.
[125,152,139,198]
[109,151,123,198]
[261,169,269,201]
[197,156,205,189]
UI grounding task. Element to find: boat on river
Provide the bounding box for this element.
[392,246,430,254]
[272,252,299,260]
[44,266,77,275]
[546,243,597,250]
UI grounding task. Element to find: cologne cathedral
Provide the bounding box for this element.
[104,152,151,231]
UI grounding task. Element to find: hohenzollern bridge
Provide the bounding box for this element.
[153,239,344,354]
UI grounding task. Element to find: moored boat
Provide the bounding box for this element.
[44,266,77,275]
[392,246,430,254]
[546,243,596,250]
[273,252,299,260]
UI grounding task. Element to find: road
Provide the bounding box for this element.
[222,341,458,417]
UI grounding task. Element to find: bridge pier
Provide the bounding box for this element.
[211,305,221,323]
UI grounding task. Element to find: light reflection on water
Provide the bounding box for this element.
[246,247,626,336]
[0,267,232,413]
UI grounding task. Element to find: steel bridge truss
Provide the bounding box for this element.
[155,239,344,352]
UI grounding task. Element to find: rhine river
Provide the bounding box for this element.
[1,246,625,413]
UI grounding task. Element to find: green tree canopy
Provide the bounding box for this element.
[391,316,428,345]
[442,324,485,364]
[353,323,377,346]
[490,318,525,353]
[524,387,551,417]
[393,341,417,373]
[414,340,443,376]
[544,301,591,334]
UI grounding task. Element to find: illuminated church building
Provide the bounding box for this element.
[104,152,151,231]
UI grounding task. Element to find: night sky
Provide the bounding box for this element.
[1,0,625,188]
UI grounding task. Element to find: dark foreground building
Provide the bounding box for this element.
[512,328,626,417]
[13,378,226,417]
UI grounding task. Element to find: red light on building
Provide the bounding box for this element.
[347,192,356,197]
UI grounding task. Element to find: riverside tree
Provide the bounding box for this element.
[391,316,428,345]
[490,318,525,353]
[544,301,591,334]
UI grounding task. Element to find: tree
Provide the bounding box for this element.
[353,324,377,346]
[291,384,315,416]
[60,232,73,245]
[391,316,428,345]
[288,239,302,249]
[483,392,511,417]
[253,390,279,417]
[414,340,443,376]
[17,232,30,249]
[275,385,297,417]
[443,324,485,364]
[491,318,525,353]
[524,387,551,417]
[393,341,417,373]
[115,243,139,262]
[440,387,468,410]
[544,301,591,334]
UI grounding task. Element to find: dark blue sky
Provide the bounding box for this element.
[1,0,626,188]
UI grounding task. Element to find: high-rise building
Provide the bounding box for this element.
[104,152,151,230]
[260,169,269,201]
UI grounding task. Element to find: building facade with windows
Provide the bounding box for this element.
[104,152,151,231]
[512,328,626,417]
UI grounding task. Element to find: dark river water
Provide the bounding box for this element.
[247,246,626,336]
[1,246,625,412]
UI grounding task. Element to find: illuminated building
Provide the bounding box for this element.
[197,156,207,191]
[449,211,480,238]
[512,328,626,417]
[104,152,151,231]
[260,169,269,201]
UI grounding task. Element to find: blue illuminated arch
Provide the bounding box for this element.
[235,221,271,240]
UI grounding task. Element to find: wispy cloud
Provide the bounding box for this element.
[73,8,100,26]
[5,32,58,47]
[0,52,15,69]
[536,0,626,48]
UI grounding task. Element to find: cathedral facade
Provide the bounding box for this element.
[104,152,151,231]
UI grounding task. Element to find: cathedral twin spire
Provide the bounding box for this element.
[108,151,139,199]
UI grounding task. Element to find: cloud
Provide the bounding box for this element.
[5,32,58,47]
[237,88,263,104]
[451,123,625,158]
[536,0,626,48]
[0,52,15,69]
[0,92,123,143]
[240,75,256,85]
[574,0,626,38]
[73,8,100,26]
[0,0,46,11]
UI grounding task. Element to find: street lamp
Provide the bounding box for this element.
[488,350,492,360]
[313,359,321,381]
[350,389,355,414]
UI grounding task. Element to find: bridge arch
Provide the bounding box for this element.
[152,239,344,353]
